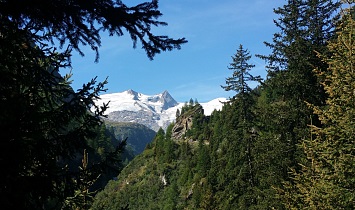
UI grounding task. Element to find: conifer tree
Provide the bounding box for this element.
[222,44,261,97]
[282,2,355,208]
[175,108,180,118]
[220,45,261,208]
[0,0,187,61]
[253,0,340,208]
[259,0,340,109]
[258,0,306,73]
[257,0,340,168]
[189,98,194,106]
[0,33,109,208]
[0,0,187,208]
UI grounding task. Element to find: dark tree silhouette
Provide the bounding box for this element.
[0,0,187,61]
[0,0,187,208]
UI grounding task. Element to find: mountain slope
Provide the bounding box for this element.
[106,121,156,155]
[96,89,226,131]
[91,104,205,210]
[92,98,286,209]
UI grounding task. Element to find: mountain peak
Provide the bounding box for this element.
[160,90,178,110]
[161,90,169,95]
[126,89,139,100]
[95,90,226,131]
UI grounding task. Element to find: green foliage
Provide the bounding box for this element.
[282,3,355,208]
[222,44,262,95]
[105,121,156,155]
[93,87,280,209]
[0,0,186,208]
[0,0,187,61]
[90,1,354,210]
[175,108,181,118]
[181,98,201,116]
[0,24,111,208]
[255,1,341,208]
[85,123,131,192]
[63,150,99,210]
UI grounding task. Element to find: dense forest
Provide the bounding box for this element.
[1,0,355,209]
[106,121,157,155]
[92,0,355,209]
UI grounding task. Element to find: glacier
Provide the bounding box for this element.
[95,89,227,131]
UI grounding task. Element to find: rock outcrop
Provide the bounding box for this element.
[171,104,204,140]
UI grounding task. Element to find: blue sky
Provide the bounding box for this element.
[63,0,283,102]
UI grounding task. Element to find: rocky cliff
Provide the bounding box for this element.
[171,104,204,140]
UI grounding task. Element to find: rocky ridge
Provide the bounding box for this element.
[171,104,204,139]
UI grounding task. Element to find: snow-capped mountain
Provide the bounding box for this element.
[95,89,226,131]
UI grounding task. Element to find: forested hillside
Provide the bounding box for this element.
[2,0,355,209]
[92,1,355,209]
[105,121,157,155]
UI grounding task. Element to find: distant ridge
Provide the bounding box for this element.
[126,89,139,100]
[95,90,226,131]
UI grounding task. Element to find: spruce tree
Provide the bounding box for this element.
[0,0,187,208]
[0,0,187,61]
[257,0,341,169]
[0,31,108,208]
[258,0,340,112]
[220,45,261,208]
[282,2,355,208]
[254,0,340,208]
[222,44,261,97]
[258,0,307,73]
